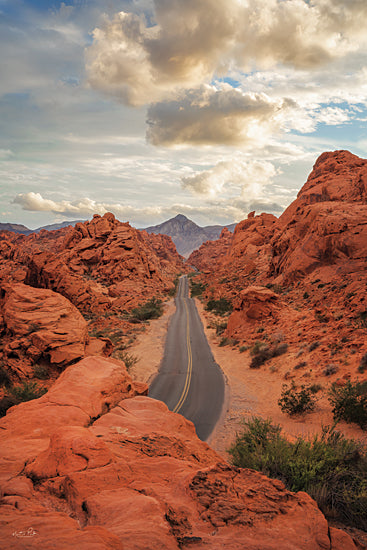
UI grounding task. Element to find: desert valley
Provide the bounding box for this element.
[0,150,366,549]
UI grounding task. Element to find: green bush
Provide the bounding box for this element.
[190,280,207,297]
[278,382,317,415]
[249,342,288,369]
[328,380,367,430]
[130,297,164,322]
[116,351,138,371]
[10,381,47,402]
[205,297,232,315]
[218,337,239,347]
[228,417,367,530]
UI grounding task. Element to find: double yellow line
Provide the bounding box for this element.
[172,298,192,413]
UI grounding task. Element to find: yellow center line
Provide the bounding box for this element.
[172,296,192,414]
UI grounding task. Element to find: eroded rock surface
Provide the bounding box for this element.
[0,356,356,549]
[188,150,367,382]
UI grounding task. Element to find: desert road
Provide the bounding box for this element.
[149,275,225,441]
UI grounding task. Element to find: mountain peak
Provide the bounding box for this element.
[144,215,236,257]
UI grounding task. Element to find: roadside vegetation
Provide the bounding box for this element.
[278,381,319,416]
[190,279,208,298]
[328,380,367,430]
[205,297,232,315]
[129,297,164,322]
[229,417,367,531]
[249,341,288,368]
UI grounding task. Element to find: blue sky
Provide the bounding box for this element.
[1,0,367,228]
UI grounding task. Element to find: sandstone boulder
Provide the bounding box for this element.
[0,356,357,550]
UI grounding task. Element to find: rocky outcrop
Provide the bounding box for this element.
[189,150,367,378]
[0,356,356,549]
[0,213,185,315]
[0,283,89,378]
[188,227,233,272]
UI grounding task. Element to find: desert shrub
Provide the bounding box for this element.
[294,361,307,370]
[323,364,339,376]
[214,320,227,335]
[0,364,11,388]
[114,351,138,371]
[219,337,239,347]
[190,280,207,297]
[309,341,320,352]
[250,345,271,368]
[358,353,367,374]
[249,342,288,369]
[239,345,248,353]
[205,297,232,315]
[303,292,309,299]
[328,380,367,430]
[10,381,47,402]
[315,311,329,323]
[33,364,49,380]
[130,297,163,322]
[228,417,367,530]
[278,382,317,416]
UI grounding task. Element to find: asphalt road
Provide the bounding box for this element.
[149,275,225,441]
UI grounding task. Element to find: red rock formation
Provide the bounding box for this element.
[189,150,367,378]
[0,283,89,379]
[0,213,185,315]
[0,356,356,549]
[188,227,233,272]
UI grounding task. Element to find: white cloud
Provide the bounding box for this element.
[182,158,277,200]
[12,191,254,226]
[86,0,367,106]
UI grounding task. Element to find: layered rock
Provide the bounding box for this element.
[0,283,89,379]
[0,212,185,315]
[188,227,233,272]
[0,356,356,550]
[189,150,367,379]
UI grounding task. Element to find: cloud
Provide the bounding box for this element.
[86,0,367,106]
[12,191,253,226]
[181,158,277,200]
[146,85,295,146]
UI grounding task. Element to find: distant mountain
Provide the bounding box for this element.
[35,220,85,233]
[143,214,237,257]
[0,220,84,235]
[0,223,33,235]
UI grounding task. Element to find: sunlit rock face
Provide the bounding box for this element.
[188,150,367,376]
[0,356,356,550]
[0,212,185,315]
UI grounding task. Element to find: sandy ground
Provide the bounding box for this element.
[195,299,367,459]
[128,296,367,461]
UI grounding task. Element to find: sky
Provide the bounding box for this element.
[1,0,367,229]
